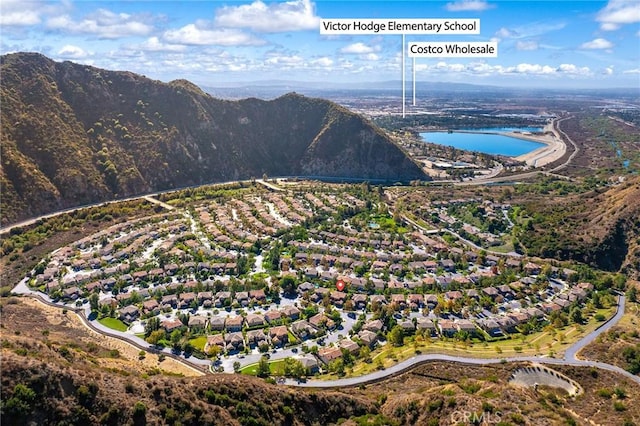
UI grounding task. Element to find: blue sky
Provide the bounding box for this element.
[1,0,639,89]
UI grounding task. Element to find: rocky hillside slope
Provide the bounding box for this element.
[518,176,640,277]
[2,296,639,426]
[1,53,425,225]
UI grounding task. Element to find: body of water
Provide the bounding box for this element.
[420,129,545,157]
[459,126,544,133]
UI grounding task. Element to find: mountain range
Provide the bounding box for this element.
[0,52,425,225]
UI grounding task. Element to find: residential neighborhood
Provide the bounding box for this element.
[25,184,602,376]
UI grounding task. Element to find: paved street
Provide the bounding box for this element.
[14,275,637,387]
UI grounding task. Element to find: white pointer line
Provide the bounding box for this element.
[402,33,406,118]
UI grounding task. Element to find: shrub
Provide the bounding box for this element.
[3,384,36,418]
[614,401,627,412]
[597,388,613,398]
[511,413,526,424]
[482,401,495,413]
[132,401,147,425]
[614,387,627,399]
[428,399,443,412]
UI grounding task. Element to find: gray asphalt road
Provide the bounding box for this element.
[284,295,640,387]
[13,275,638,387]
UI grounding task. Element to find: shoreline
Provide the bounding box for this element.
[511,121,566,167]
[419,122,567,168]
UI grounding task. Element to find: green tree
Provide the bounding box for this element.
[329,358,345,376]
[283,357,306,379]
[265,243,282,271]
[627,286,637,303]
[146,329,165,346]
[2,384,36,419]
[569,307,584,324]
[359,345,372,363]
[280,275,298,297]
[170,329,183,351]
[236,255,250,275]
[387,325,404,347]
[144,317,160,337]
[207,344,222,358]
[89,293,99,313]
[622,346,640,374]
[256,356,271,378]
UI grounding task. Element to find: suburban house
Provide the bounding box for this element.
[209,316,225,331]
[118,305,139,323]
[269,325,289,347]
[290,320,317,340]
[225,315,244,332]
[318,346,342,364]
[357,330,378,347]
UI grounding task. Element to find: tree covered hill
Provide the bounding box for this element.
[0,52,425,225]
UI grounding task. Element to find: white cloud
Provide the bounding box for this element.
[214,0,320,33]
[341,42,374,54]
[445,1,494,12]
[623,68,640,74]
[495,27,517,39]
[265,54,304,65]
[0,0,41,26]
[557,64,591,75]
[0,0,69,27]
[580,38,613,49]
[311,57,333,67]
[512,63,555,75]
[135,37,186,52]
[362,53,379,61]
[516,40,538,51]
[430,61,465,72]
[46,9,154,39]
[602,66,614,75]
[494,22,565,41]
[57,45,91,59]
[163,24,265,46]
[596,0,640,31]
[413,61,592,77]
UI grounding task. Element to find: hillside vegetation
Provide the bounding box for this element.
[0,53,425,225]
[514,176,640,277]
[2,296,640,426]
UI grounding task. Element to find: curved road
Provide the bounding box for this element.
[285,295,640,388]
[9,114,628,389]
[13,276,638,388]
[550,115,580,173]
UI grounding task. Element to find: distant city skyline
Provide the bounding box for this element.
[1,0,639,89]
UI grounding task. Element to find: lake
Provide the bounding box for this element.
[459,126,544,133]
[420,129,545,157]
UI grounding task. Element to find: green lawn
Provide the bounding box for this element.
[189,336,208,352]
[287,331,299,345]
[241,358,287,376]
[98,317,128,332]
[328,305,618,379]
